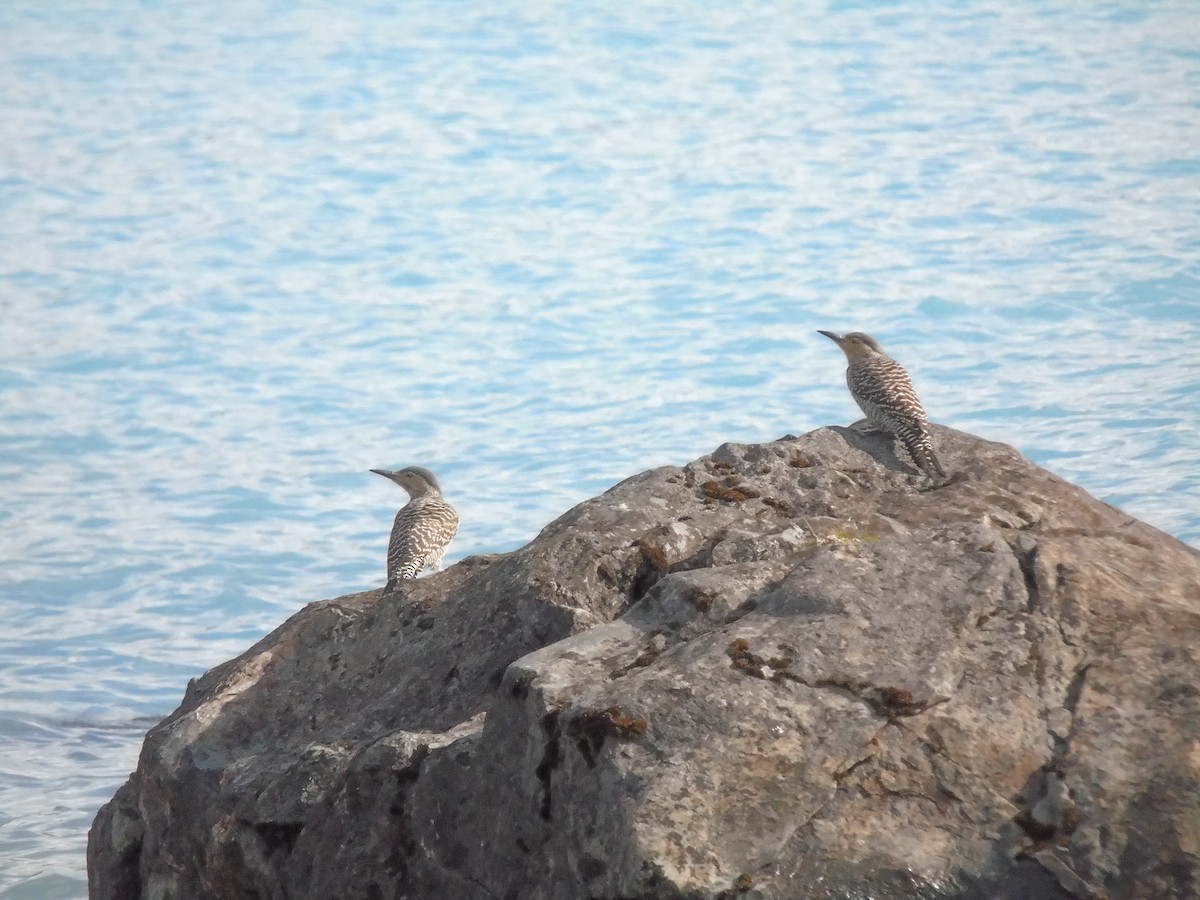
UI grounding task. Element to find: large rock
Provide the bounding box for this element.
[88,426,1200,900]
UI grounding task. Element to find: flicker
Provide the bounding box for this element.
[370,466,459,591]
[817,330,946,482]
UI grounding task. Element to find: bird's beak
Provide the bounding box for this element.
[370,468,395,479]
[817,329,843,344]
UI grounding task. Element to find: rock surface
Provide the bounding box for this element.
[88,425,1200,900]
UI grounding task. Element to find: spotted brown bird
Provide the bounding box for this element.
[370,466,459,591]
[817,330,946,482]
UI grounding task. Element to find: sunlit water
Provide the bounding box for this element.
[1,2,1197,894]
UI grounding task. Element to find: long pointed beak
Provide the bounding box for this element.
[817,329,843,344]
[370,468,395,479]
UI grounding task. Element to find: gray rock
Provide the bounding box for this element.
[89,426,1200,900]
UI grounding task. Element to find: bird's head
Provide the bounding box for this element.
[817,330,885,361]
[370,465,442,498]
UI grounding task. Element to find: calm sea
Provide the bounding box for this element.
[1,2,1197,895]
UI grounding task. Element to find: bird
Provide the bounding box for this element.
[369,465,459,591]
[817,330,947,482]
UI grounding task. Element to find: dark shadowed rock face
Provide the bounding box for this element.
[88,426,1200,900]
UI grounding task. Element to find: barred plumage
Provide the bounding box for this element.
[370,466,459,591]
[818,330,946,482]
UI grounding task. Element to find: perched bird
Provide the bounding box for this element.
[817,330,947,482]
[370,466,459,591]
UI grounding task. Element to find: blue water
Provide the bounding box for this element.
[1,2,1198,894]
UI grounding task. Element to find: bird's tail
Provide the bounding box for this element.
[903,431,946,481]
[919,441,947,480]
